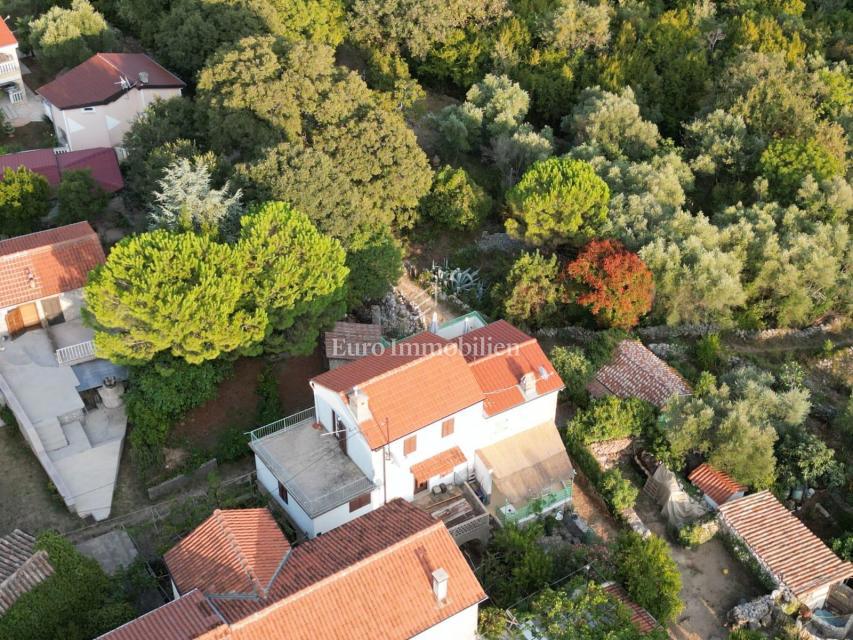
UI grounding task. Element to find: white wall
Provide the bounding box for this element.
[411,604,479,640]
[479,392,559,449]
[47,87,182,151]
[311,383,375,479]
[0,288,84,335]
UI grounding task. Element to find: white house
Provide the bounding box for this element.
[0,19,24,105]
[99,501,485,640]
[37,53,184,153]
[250,319,575,538]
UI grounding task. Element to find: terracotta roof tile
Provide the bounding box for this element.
[216,500,486,639]
[0,18,17,48]
[689,463,746,506]
[313,333,483,449]
[0,222,105,308]
[718,491,853,601]
[97,590,226,640]
[588,340,691,408]
[411,446,467,484]
[0,530,54,615]
[38,53,184,110]
[458,321,563,416]
[0,147,124,192]
[602,582,659,633]
[323,321,382,361]
[164,509,291,597]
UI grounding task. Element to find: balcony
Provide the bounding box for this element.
[247,406,315,441]
[55,340,96,366]
[494,484,573,526]
[412,482,491,546]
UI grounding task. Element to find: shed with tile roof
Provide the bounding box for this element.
[688,463,746,508]
[0,530,54,614]
[718,491,853,608]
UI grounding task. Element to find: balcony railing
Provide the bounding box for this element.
[0,61,19,76]
[55,340,96,365]
[497,485,573,525]
[246,406,315,442]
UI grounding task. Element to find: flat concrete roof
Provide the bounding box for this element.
[251,421,373,518]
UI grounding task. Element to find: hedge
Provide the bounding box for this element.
[564,429,638,513]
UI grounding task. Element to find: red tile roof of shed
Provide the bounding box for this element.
[97,590,226,640]
[38,53,184,109]
[0,19,17,48]
[0,222,105,308]
[718,491,853,601]
[323,321,382,361]
[588,339,691,408]
[164,509,291,598]
[602,582,659,633]
[411,446,467,484]
[689,463,746,506]
[0,147,124,193]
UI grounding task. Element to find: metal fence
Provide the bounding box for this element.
[55,340,96,365]
[246,407,315,442]
[498,485,574,525]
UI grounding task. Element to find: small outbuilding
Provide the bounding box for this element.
[718,491,853,609]
[323,321,383,369]
[688,463,746,509]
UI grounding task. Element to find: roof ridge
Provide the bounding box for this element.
[466,335,536,366]
[228,517,445,629]
[212,510,263,596]
[0,221,93,245]
[356,342,460,391]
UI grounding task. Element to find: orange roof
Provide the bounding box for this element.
[0,19,17,48]
[115,501,486,640]
[718,491,853,601]
[0,222,105,308]
[689,463,745,506]
[588,340,691,408]
[313,333,484,449]
[164,509,291,597]
[458,321,563,416]
[411,446,467,484]
[601,582,659,633]
[97,590,226,640]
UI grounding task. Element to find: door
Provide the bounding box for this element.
[333,411,347,455]
[18,303,40,328]
[41,296,65,326]
[5,308,24,336]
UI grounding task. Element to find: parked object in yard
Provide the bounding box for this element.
[643,464,708,528]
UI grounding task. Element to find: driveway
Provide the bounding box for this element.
[634,493,764,639]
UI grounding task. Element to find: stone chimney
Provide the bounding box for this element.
[520,372,537,398]
[348,387,370,423]
[432,568,448,603]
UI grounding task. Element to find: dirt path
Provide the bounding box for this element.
[395,274,458,326]
[635,493,763,640]
[570,470,619,542]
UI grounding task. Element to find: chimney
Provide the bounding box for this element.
[348,387,370,423]
[137,71,149,84]
[432,568,448,603]
[520,372,537,397]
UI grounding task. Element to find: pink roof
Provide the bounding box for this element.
[38,53,184,110]
[588,339,691,408]
[0,147,123,192]
[0,222,105,308]
[0,19,17,48]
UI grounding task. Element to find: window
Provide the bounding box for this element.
[414,479,428,494]
[278,482,288,504]
[441,418,454,438]
[349,492,370,512]
[82,107,95,112]
[403,435,417,456]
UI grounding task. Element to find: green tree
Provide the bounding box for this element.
[344,231,403,307]
[570,395,656,443]
[267,0,347,46]
[56,169,108,225]
[0,532,134,640]
[759,137,845,203]
[498,251,562,328]
[775,428,844,489]
[0,166,51,236]
[549,345,593,405]
[614,532,683,624]
[506,157,610,247]
[29,0,117,73]
[541,0,611,53]
[147,156,243,238]
[420,165,492,230]
[85,229,266,364]
[600,468,639,511]
[480,522,554,609]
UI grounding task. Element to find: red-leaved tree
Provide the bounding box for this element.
[565,239,654,329]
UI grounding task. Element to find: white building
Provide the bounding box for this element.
[37,53,184,153]
[251,319,575,538]
[0,19,24,105]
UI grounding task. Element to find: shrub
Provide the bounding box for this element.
[0,532,134,640]
[255,364,283,426]
[678,515,717,548]
[569,396,656,443]
[549,345,593,406]
[0,166,51,236]
[614,531,683,624]
[694,333,724,372]
[57,169,108,225]
[600,468,638,512]
[479,522,554,609]
[497,251,562,329]
[420,165,492,230]
[214,424,250,463]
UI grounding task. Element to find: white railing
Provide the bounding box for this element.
[0,61,18,76]
[247,406,315,442]
[55,340,96,365]
[53,145,70,155]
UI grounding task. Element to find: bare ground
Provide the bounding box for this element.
[635,493,764,640]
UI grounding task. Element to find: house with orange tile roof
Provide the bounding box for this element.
[37,53,184,153]
[249,319,574,538]
[718,491,853,609]
[0,18,24,106]
[688,463,746,509]
[99,500,486,640]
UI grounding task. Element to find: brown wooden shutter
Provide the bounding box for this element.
[404,435,417,456]
[349,492,370,512]
[441,418,455,437]
[5,309,24,337]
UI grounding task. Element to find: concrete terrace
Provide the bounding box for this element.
[0,323,126,521]
[250,420,374,518]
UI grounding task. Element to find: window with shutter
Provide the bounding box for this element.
[441,418,454,437]
[404,435,417,456]
[349,492,371,512]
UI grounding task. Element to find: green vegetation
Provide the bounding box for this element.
[29,0,117,73]
[614,531,683,624]
[0,167,51,236]
[0,532,134,640]
[420,166,491,230]
[56,169,108,226]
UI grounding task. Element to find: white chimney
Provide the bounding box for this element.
[348,387,370,423]
[432,568,448,603]
[138,71,149,84]
[520,372,537,397]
